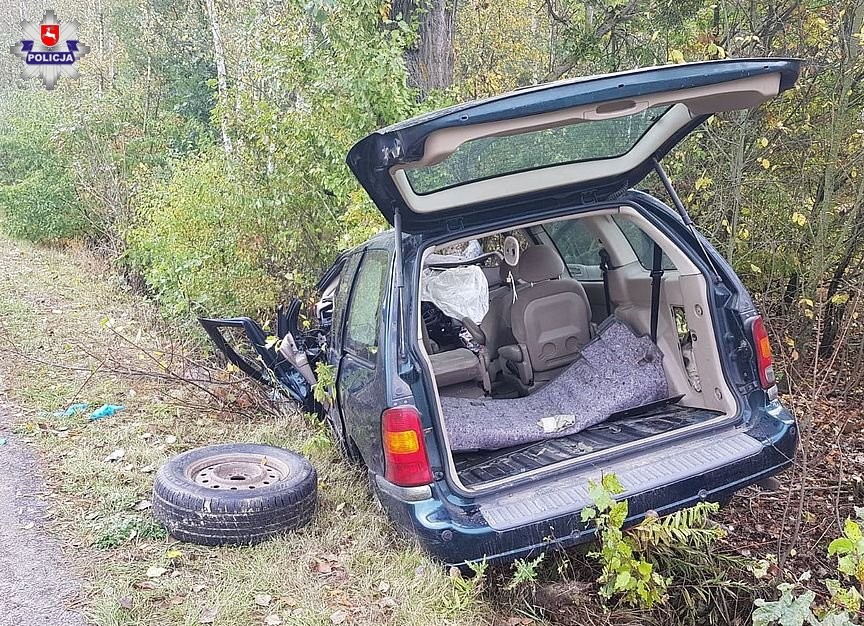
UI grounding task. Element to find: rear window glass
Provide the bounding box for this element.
[405,105,671,194]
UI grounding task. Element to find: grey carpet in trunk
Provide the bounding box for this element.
[440,318,669,451]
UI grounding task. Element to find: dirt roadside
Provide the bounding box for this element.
[0,237,501,626]
[0,403,86,625]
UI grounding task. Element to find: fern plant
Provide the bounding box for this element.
[629,501,725,552]
[582,474,743,619]
[506,553,545,591]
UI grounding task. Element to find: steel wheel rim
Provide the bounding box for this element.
[185,453,291,491]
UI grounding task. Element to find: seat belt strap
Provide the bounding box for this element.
[650,243,664,343]
[599,248,612,318]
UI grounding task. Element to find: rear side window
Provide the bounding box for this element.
[612,217,675,270]
[331,253,362,350]
[344,250,391,362]
[543,220,603,273]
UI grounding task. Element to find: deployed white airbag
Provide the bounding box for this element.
[421,265,489,324]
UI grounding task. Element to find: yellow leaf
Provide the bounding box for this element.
[738,228,750,241]
[165,548,183,559]
[669,49,685,64]
[830,292,850,305]
[750,264,762,274]
[758,137,769,148]
[791,212,808,227]
[695,175,713,191]
[800,298,814,308]
[760,158,771,169]
[784,337,795,347]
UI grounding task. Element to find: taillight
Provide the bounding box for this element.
[382,406,433,487]
[751,316,776,389]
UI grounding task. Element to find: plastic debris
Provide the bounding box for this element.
[103,448,125,462]
[89,404,125,421]
[537,414,577,433]
[0,438,6,446]
[57,403,89,418]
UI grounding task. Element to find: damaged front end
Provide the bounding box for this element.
[199,299,326,414]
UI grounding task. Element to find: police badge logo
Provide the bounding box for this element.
[9,10,90,90]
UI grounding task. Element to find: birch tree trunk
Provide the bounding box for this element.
[203,0,233,154]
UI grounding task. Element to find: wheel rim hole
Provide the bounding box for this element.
[249,486,256,489]
[230,487,237,490]
[263,481,270,485]
[202,479,209,483]
[229,474,247,481]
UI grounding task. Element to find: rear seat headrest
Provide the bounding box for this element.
[518,246,565,283]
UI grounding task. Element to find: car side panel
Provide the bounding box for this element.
[336,247,393,474]
[338,355,387,471]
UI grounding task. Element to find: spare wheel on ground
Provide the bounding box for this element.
[152,443,317,546]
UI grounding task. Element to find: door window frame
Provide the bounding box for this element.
[342,248,392,366]
[330,252,363,354]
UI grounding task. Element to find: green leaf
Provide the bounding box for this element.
[601,474,625,495]
[752,588,817,626]
[837,555,856,576]
[828,537,854,556]
[615,570,632,590]
[588,481,614,512]
[843,518,861,542]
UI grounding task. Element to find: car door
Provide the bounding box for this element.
[198,256,355,414]
[336,248,393,466]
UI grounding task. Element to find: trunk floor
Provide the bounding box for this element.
[453,403,724,487]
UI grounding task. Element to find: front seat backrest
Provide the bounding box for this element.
[511,245,592,373]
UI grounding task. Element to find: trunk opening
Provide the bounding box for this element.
[415,202,739,493]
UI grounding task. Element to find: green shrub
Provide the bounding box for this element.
[0,169,88,243]
[0,92,89,243]
[581,473,669,608]
[125,151,284,317]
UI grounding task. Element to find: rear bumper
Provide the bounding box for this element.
[374,400,796,566]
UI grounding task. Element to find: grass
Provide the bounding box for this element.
[0,236,519,626]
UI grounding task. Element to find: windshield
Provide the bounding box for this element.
[404,104,672,195]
